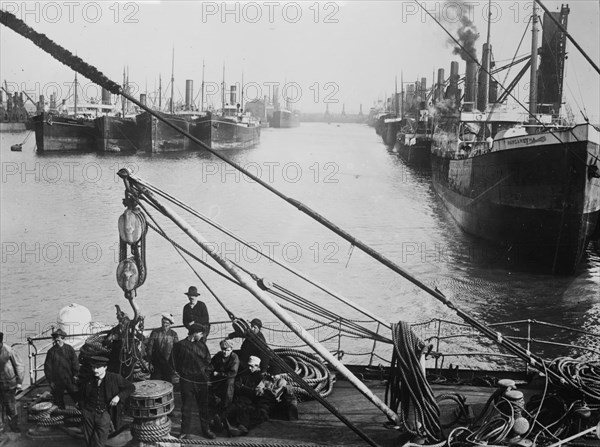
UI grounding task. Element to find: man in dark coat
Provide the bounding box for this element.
[221,355,267,436]
[171,323,215,440]
[78,356,135,447]
[44,328,79,408]
[210,338,239,430]
[182,286,210,340]
[146,313,178,382]
[228,318,271,373]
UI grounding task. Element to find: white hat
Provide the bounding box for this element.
[248,356,261,366]
[161,313,174,324]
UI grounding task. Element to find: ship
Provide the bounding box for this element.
[3,6,600,447]
[394,77,434,166]
[192,84,261,150]
[32,75,117,152]
[269,108,300,128]
[430,3,600,274]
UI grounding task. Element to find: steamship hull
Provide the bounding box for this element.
[269,109,300,128]
[95,115,138,153]
[431,123,600,274]
[136,111,194,153]
[32,112,97,152]
[396,133,432,166]
[193,115,261,150]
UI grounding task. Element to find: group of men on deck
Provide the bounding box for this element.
[147,285,297,440]
[0,285,298,445]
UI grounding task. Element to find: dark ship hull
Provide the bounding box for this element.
[431,123,600,274]
[396,133,432,166]
[95,115,138,153]
[32,112,97,152]
[270,109,299,128]
[136,111,194,153]
[193,115,260,150]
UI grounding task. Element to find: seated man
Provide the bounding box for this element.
[221,356,266,436]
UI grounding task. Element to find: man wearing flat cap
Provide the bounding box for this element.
[146,313,179,382]
[228,318,271,373]
[44,328,79,409]
[171,323,215,439]
[79,356,134,447]
[182,286,210,341]
[210,338,240,430]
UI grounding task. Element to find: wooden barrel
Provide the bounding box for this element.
[128,380,174,419]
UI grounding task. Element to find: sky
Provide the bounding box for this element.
[1,0,598,120]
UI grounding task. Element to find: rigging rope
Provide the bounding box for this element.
[387,322,442,442]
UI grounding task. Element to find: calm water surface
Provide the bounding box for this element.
[1,123,598,370]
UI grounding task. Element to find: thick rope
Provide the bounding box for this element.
[387,322,442,442]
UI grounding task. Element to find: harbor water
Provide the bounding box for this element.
[1,123,599,373]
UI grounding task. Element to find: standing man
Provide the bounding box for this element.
[44,328,79,409]
[171,323,215,440]
[228,318,271,373]
[0,332,24,433]
[146,313,179,382]
[78,356,135,447]
[182,286,210,337]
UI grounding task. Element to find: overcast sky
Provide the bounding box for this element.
[1,1,598,120]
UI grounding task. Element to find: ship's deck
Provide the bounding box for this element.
[4,375,560,447]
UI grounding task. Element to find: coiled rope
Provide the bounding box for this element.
[387,321,442,442]
[547,357,600,401]
[272,348,335,399]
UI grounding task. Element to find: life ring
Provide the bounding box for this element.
[475,113,484,121]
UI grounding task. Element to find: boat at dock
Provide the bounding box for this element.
[270,109,300,128]
[2,5,600,447]
[32,112,97,152]
[430,3,600,274]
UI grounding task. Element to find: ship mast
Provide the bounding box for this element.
[170,48,175,113]
[479,0,492,112]
[73,72,78,116]
[221,64,225,111]
[158,74,162,110]
[201,59,205,112]
[528,0,539,131]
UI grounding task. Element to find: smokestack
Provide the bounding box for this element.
[140,93,147,106]
[447,61,460,104]
[50,94,56,110]
[230,85,236,105]
[185,80,193,109]
[37,94,44,113]
[489,80,498,103]
[436,68,445,103]
[465,61,478,110]
[101,88,111,105]
[477,43,491,111]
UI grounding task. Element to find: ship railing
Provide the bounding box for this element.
[22,316,599,388]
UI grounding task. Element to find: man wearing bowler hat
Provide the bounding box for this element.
[79,356,134,447]
[183,286,210,340]
[44,328,79,408]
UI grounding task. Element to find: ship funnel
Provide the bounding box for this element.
[101,88,111,105]
[230,85,237,105]
[140,93,147,106]
[477,43,491,111]
[447,61,460,104]
[465,61,478,110]
[185,80,193,109]
[436,68,445,103]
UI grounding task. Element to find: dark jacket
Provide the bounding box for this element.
[182,302,210,330]
[171,338,211,382]
[44,343,79,383]
[78,371,135,409]
[228,329,270,373]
